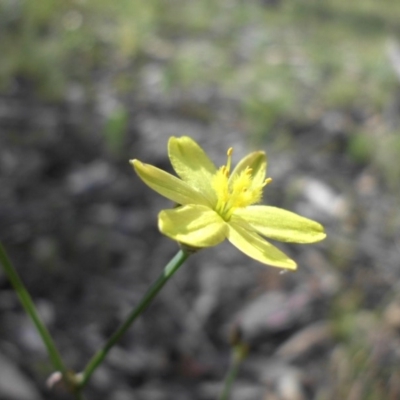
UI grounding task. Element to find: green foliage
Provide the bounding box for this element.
[103,106,129,156]
[347,132,374,164]
[374,132,400,190]
[347,130,400,190]
[0,0,163,96]
[1,0,399,163]
[4,0,397,100]
[328,290,400,400]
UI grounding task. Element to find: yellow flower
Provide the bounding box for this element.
[130,136,325,270]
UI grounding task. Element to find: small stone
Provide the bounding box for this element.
[299,177,348,219]
[275,321,333,362]
[276,371,306,400]
[0,351,41,400]
[236,290,315,343]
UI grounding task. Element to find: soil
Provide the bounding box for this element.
[1,81,400,400]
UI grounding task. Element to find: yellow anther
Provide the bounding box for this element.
[263,177,272,186]
[226,147,233,174]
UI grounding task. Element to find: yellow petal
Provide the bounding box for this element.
[233,206,326,243]
[227,221,297,269]
[168,136,218,204]
[230,151,266,187]
[131,160,211,206]
[159,205,227,247]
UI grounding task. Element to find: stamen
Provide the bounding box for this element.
[226,147,233,175]
[263,177,272,186]
[213,149,269,220]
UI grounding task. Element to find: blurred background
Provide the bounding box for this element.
[1,0,400,399]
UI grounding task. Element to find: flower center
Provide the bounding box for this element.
[211,148,271,221]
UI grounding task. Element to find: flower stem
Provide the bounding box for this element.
[0,243,72,387]
[218,343,248,400]
[78,248,191,389]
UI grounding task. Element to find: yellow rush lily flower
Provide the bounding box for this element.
[130,136,326,270]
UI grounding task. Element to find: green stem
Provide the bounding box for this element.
[0,243,72,385]
[218,344,248,400]
[78,248,190,389]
